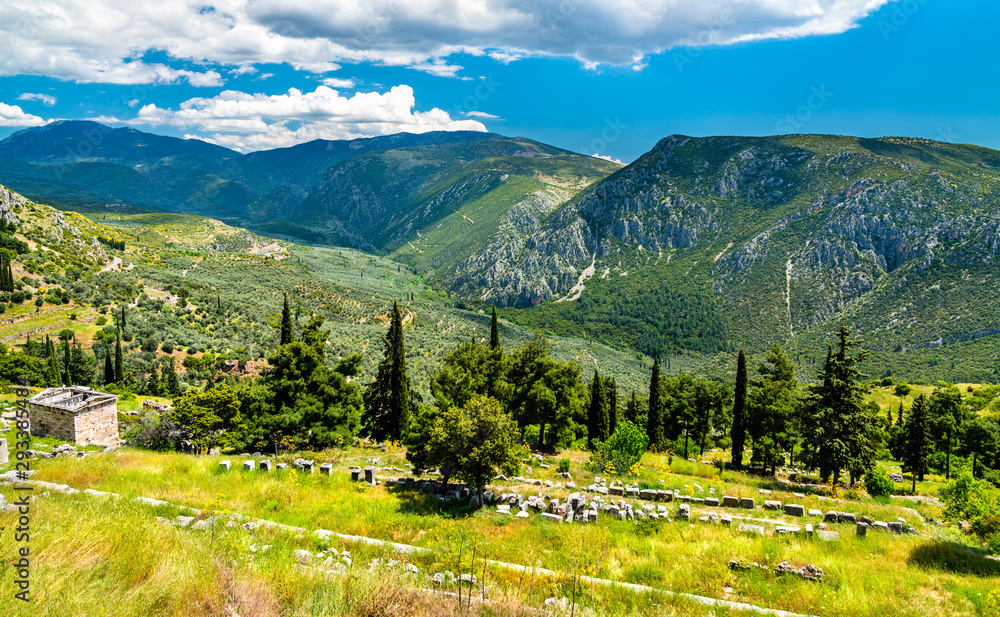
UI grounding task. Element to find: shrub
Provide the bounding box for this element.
[124,415,181,451]
[881,377,894,387]
[865,467,895,497]
[34,296,43,307]
[558,458,571,473]
[895,383,912,396]
[589,420,648,477]
[161,340,175,354]
[95,316,107,326]
[941,472,1000,550]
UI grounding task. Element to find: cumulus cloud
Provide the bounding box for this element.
[466,111,500,119]
[593,153,623,164]
[0,102,47,127]
[0,1,893,83]
[105,84,486,151]
[321,77,357,89]
[16,93,56,106]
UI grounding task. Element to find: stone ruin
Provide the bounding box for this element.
[27,387,120,447]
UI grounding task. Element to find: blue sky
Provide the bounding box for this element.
[0,0,996,163]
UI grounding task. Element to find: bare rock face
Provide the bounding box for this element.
[0,184,26,226]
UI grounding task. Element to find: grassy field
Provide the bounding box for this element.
[3,441,999,617]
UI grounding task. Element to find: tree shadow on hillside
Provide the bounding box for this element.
[389,484,475,519]
[908,540,1000,577]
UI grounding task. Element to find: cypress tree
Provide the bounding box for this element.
[901,394,934,493]
[104,352,115,385]
[45,338,61,386]
[120,305,126,331]
[114,332,124,384]
[147,361,160,396]
[62,339,71,386]
[731,349,748,468]
[280,293,293,346]
[647,357,663,450]
[626,390,640,425]
[364,301,411,441]
[587,369,609,449]
[606,376,619,435]
[490,305,500,350]
[162,357,180,397]
[897,401,904,426]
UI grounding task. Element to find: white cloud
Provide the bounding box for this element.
[593,153,622,164]
[466,111,500,119]
[16,92,56,106]
[0,102,47,127]
[321,77,356,89]
[106,84,486,151]
[0,1,893,83]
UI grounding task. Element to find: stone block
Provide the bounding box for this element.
[705,497,720,507]
[275,463,288,470]
[625,486,640,498]
[817,530,840,542]
[659,490,673,502]
[739,524,765,536]
[260,460,272,472]
[243,460,255,472]
[364,466,375,484]
[219,460,231,472]
[722,495,740,507]
[351,468,362,481]
[610,485,624,496]
[775,526,801,535]
[808,509,823,517]
[639,489,657,501]
[785,504,805,517]
[873,521,890,532]
[824,511,839,523]
[721,515,732,526]
[888,521,904,534]
[839,512,857,524]
[540,512,563,523]
[856,522,868,537]
[0,438,7,465]
[805,523,814,536]
[740,497,755,510]
[764,500,782,510]
[320,463,333,476]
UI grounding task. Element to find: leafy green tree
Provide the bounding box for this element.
[748,344,800,475]
[169,385,242,454]
[960,419,1000,479]
[901,394,935,493]
[930,386,966,479]
[424,395,521,506]
[802,326,879,485]
[646,357,664,451]
[429,339,507,411]
[731,349,748,468]
[364,301,411,441]
[590,420,648,477]
[587,369,609,449]
[506,333,584,450]
[280,293,294,346]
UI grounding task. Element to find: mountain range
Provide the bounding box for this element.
[2,121,999,382]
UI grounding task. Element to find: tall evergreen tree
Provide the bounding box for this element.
[625,390,641,426]
[280,293,294,346]
[930,386,965,479]
[68,343,93,387]
[748,344,799,475]
[162,356,181,397]
[731,349,748,468]
[114,332,124,384]
[104,351,115,385]
[647,357,663,451]
[803,326,879,486]
[605,376,619,435]
[490,305,500,350]
[147,361,161,396]
[62,339,71,386]
[587,369,609,449]
[901,394,935,493]
[45,337,61,386]
[896,401,904,426]
[120,305,126,331]
[364,301,411,441]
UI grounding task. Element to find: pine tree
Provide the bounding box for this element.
[647,357,663,450]
[901,394,934,493]
[587,369,609,449]
[114,332,124,384]
[280,293,293,346]
[490,305,500,350]
[731,350,748,468]
[68,343,93,387]
[364,301,411,441]
[802,326,879,486]
[104,352,115,385]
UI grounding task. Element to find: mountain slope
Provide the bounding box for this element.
[449,134,1000,378]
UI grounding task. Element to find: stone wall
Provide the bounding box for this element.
[28,396,120,447]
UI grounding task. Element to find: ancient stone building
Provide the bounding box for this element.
[27,387,120,447]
